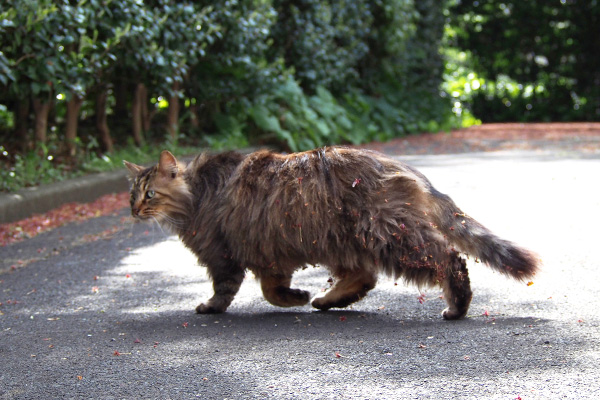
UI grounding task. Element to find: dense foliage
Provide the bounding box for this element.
[447,0,600,122]
[0,0,454,191]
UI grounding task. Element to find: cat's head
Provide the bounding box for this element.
[123,151,191,224]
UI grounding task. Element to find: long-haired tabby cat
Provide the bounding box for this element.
[124,147,539,319]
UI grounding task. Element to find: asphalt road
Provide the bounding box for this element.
[1,149,599,399]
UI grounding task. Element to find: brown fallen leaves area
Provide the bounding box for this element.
[1,123,599,248]
[0,192,129,247]
[362,123,600,155]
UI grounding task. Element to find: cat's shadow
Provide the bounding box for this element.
[115,305,551,340]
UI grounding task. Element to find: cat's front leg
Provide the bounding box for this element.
[197,260,245,314]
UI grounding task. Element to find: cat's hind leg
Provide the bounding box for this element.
[260,273,311,307]
[311,268,377,311]
[197,261,245,314]
[441,252,473,320]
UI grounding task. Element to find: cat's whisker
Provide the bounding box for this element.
[122,216,136,236]
[155,211,186,228]
[150,216,171,237]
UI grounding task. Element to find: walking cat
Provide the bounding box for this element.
[124,147,539,319]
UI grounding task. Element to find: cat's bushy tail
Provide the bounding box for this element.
[428,188,540,281]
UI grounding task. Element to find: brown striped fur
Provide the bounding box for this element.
[124,147,540,319]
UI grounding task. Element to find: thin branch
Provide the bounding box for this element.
[13,54,36,66]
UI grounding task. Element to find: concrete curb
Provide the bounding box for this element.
[0,169,130,224]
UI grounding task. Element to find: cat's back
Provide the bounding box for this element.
[223,146,425,211]
[230,146,401,186]
[185,151,246,191]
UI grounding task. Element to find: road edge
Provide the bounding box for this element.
[0,169,130,224]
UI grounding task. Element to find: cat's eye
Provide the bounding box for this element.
[146,190,155,199]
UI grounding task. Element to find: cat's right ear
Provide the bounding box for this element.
[123,160,144,177]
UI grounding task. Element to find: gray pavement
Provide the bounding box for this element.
[1,149,600,399]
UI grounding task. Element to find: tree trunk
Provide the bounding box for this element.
[166,81,181,139]
[32,93,52,146]
[113,76,129,121]
[189,103,200,129]
[140,84,152,133]
[65,94,84,157]
[131,83,145,146]
[96,89,114,153]
[14,99,30,150]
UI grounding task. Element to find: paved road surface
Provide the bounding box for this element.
[1,149,599,399]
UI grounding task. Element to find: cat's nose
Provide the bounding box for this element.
[132,207,140,216]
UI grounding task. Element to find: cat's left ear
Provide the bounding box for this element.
[158,150,180,179]
[123,160,144,177]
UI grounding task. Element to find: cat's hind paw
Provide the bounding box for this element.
[310,297,332,311]
[441,307,468,320]
[311,295,355,311]
[263,287,310,308]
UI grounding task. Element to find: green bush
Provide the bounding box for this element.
[447,0,600,121]
[249,77,356,151]
[188,1,282,104]
[0,144,64,192]
[0,0,456,190]
[269,0,372,94]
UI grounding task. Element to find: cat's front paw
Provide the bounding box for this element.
[196,303,226,314]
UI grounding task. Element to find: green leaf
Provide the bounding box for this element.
[276,129,299,152]
[312,119,330,137]
[250,104,281,132]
